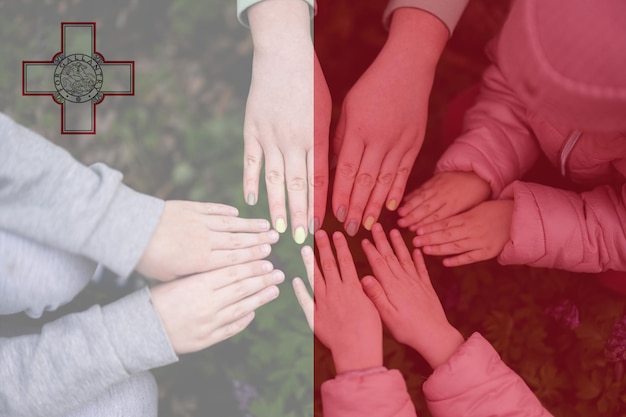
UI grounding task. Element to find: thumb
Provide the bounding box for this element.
[361,275,390,310]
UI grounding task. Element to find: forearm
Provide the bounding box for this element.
[385,7,448,75]
[0,288,177,417]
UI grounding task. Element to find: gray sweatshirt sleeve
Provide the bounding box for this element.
[0,287,178,417]
[0,112,164,278]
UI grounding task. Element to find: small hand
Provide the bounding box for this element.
[136,201,279,281]
[313,230,383,373]
[150,259,283,354]
[361,223,464,369]
[398,171,491,231]
[412,200,514,267]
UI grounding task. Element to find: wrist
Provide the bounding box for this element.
[331,343,383,374]
[409,325,465,370]
[248,0,312,52]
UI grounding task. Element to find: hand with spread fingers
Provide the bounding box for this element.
[136,201,279,281]
[308,230,383,374]
[397,171,491,232]
[411,200,514,267]
[151,259,284,354]
[331,8,448,237]
[360,223,464,369]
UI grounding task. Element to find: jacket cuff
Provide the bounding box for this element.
[383,0,469,34]
[497,181,547,266]
[101,287,178,374]
[435,130,508,198]
[81,181,163,278]
[321,368,413,417]
[237,0,316,27]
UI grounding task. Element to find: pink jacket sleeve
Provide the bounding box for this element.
[435,64,541,198]
[497,180,626,272]
[321,367,417,417]
[424,333,553,417]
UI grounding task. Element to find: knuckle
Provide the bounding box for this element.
[356,173,374,187]
[220,216,234,228]
[321,259,336,273]
[227,252,240,264]
[266,170,285,185]
[383,253,396,263]
[377,172,394,185]
[338,162,357,179]
[350,204,364,215]
[312,174,327,189]
[287,177,307,192]
[396,167,410,178]
[245,155,262,168]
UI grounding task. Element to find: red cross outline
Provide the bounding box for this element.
[22,22,135,135]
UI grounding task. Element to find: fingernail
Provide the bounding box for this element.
[363,216,375,231]
[229,207,239,216]
[336,206,346,223]
[269,286,280,298]
[261,244,271,254]
[273,270,285,283]
[397,218,407,227]
[302,245,313,255]
[246,193,256,206]
[294,227,306,244]
[346,220,358,236]
[275,218,287,234]
[413,238,421,246]
[387,200,397,211]
[262,261,273,272]
[417,228,425,235]
[258,219,270,230]
[268,230,279,241]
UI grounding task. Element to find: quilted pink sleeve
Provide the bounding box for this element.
[321,367,418,417]
[424,333,553,417]
[435,64,541,198]
[498,180,626,272]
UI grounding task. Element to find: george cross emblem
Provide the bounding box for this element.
[22,22,135,135]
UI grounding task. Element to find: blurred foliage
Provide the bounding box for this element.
[0,0,311,416]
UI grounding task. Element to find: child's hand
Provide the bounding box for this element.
[398,171,491,231]
[361,224,464,369]
[313,230,383,374]
[150,259,283,354]
[412,200,513,267]
[292,245,314,331]
[137,201,279,281]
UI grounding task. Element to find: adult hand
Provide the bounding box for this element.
[292,245,314,330]
[361,224,464,369]
[136,201,279,281]
[332,8,448,236]
[398,171,491,231]
[412,200,514,267]
[244,0,331,243]
[150,259,283,354]
[313,230,383,374]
